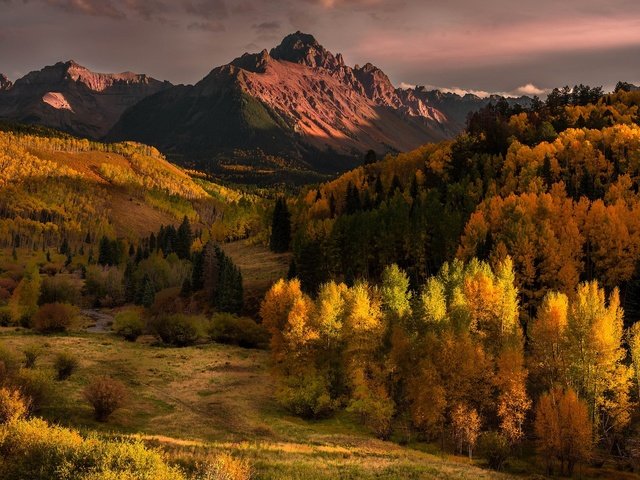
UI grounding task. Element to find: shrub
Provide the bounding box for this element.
[0,287,10,302]
[0,277,17,293]
[0,306,12,326]
[478,431,510,470]
[22,344,42,369]
[32,303,78,332]
[13,369,54,412]
[83,376,128,422]
[0,344,20,384]
[84,266,125,307]
[113,309,145,342]
[152,314,207,347]
[54,351,79,380]
[209,313,268,349]
[199,453,252,480]
[277,369,338,420]
[0,387,28,424]
[0,418,186,479]
[150,287,187,316]
[38,276,81,306]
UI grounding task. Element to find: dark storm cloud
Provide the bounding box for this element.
[1,0,640,92]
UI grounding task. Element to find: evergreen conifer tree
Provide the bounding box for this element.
[270,197,291,253]
[176,216,193,260]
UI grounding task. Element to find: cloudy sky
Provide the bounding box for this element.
[1,0,640,95]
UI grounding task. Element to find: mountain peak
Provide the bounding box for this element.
[270,31,341,70]
[0,74,12,91]
[230,49,272,73]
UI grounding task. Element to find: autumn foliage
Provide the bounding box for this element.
[261,260,531,451]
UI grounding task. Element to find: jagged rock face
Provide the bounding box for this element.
[0,61,172,138]
[113,31,499,175]
[270,31,344,71]
[0,74,12,91]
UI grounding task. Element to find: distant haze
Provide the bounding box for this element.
[1,0,639,94]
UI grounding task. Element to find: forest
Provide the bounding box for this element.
[258,83,640,474]
[2,83,640,478]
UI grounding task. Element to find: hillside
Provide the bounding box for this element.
[0,123,265,250]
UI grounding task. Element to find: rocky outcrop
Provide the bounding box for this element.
[0,74,11,91]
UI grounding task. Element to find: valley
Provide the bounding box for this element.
[1,9,640,479]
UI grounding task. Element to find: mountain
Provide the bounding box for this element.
[109,32,529,182]
[0,74,12,91]
[407,87,529,129]
[0,61,172,138]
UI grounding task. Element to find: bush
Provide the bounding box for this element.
[22,344,42,369]
[38,276,81,306]
[113,309,145,342]
[277,369,338,420]
[0,277,17,293]
[84,266,125,307]
[150,287,187,316]
[152,314,207,347]
[0,306,12,326]
[0,387,28,424]
[209,313,268,349]
[13,369,54,413]
[199,453,252,480]
[0,344,20,384]
[0,418,186,479]
[54,351,79,380]
[0,287,10,302]
[32,303,78,332]
[83,376,128,422]
[478,431,511,470]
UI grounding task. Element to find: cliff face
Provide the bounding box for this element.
[0,61,172,138]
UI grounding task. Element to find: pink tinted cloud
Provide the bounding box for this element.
[350,15,640,67]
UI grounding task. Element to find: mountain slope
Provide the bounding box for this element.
[0,123,212,245]
[109,32,528,181]
[0,61,172,138]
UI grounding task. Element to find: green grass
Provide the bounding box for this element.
[0,329,531,479]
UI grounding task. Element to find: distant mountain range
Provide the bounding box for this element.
[0,32,530,180]
[0,61,171,138]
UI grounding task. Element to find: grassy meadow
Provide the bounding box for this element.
[0,328,523,480]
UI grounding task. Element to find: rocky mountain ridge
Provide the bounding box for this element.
[0,61,172,137]
[109,32,528,181]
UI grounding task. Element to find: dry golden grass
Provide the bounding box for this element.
[0,330,528,479]
[220,240,291,314]
[109,188,178,237]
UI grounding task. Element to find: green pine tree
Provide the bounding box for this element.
[270,197,291,253]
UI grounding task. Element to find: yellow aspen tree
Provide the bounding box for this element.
[566,282,632,437]
[451,403,481,459]
[628,322,640,400]
[495,346,531,444]
[528,291,569,392]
